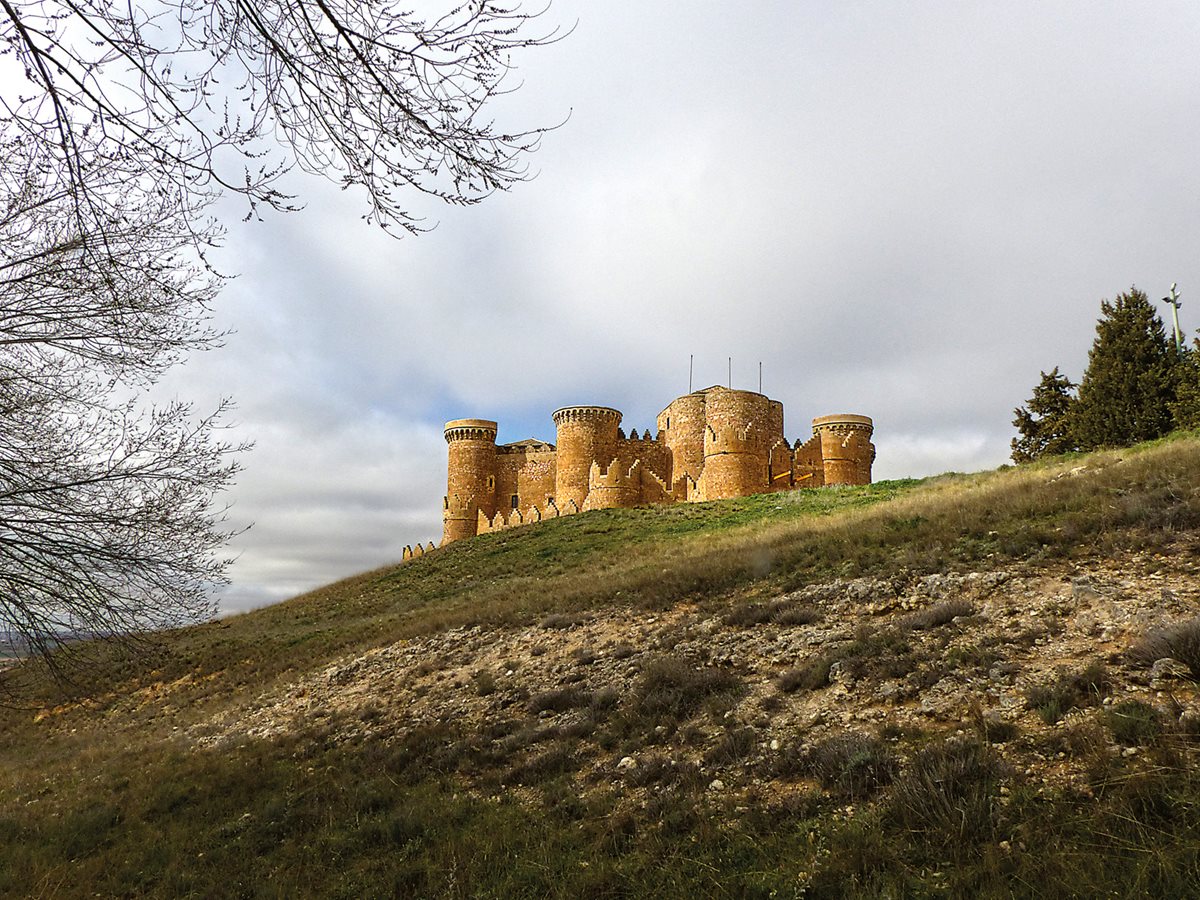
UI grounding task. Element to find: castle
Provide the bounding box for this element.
[434,385,875,549]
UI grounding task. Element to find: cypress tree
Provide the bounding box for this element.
[1011,368,1078,462]
[1072,288,1177,449]
[1170,338,1200,430]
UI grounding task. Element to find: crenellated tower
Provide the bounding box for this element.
[552,406,622,510]
[443,418,498,545]
[812,414,875,485]
[700,422,769,499]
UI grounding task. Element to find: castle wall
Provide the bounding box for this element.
[657,392,707,484]
[495,447,557,514]
[553,406,622,510]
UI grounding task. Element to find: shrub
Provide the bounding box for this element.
[1104,700,1163,746]
[526,686,591,714]
[903,599,975,631]
[888,737,1000,858]
[1129,617,1200,680]
[703,726,757,767]
[777,654,834,694]
[540,612,589,630]
[631,656,744,722]
[803,732,896,799]
[721,599,821,627]
[1026,661,1110,724]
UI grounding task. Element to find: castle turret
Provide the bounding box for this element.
[552,406,622,509]
[443,418,498,545]
[583,459,641,510]
[701,423,769,500]
[812,414,874,486]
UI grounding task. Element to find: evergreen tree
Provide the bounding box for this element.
[1170,337,1200,430]
[1011,367,1078,462]
[1072,288,1177,449]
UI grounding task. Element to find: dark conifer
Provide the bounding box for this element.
[1170,338,1200,430]
[1011,368,1078,462]
[1072,288,1177,449]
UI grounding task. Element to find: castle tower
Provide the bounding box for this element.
[812,414,875,486]
[701,423,769,500]
[443,418,498,545]
[657,391,707,486]
[552,406,622,510]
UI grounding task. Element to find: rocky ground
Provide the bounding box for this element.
[186,549,1200,802]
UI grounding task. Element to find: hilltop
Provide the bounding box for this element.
[2,435,1200,897]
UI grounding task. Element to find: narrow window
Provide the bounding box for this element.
[511,494,519,509]
[547,496,554,505]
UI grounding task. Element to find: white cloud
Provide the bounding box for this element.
[158,1,1200,612]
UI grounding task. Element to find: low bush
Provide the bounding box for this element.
[803,732,896,799]
[630,656,745,722]
[888,736,1001,858]
[903,599,975,631]
[1104,700,1163,746]
[777,654,834,694]
[1129,617,1200,680]
[526,686,591,714]
[1026,661,1110,724]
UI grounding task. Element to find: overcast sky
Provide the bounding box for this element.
[161,2,1200,613]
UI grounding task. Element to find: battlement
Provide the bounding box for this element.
[704,422,758,456]
[812,414,874,436]
[444,419,498,443]
[552,406,622,426]
[435,390,876,546]
[589,458,640,488]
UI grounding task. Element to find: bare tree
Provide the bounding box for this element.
[0,0,560,239]
[0,143,244,690]
[0,1,557,685]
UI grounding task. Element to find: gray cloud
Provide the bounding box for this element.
[166,1,1200,612]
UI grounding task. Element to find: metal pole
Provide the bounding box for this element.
[728,357,732,388]
[1163,283,1184,354]
[689,354,693,393]
[759,361,762,394]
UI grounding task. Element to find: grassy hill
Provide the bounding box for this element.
[2,434,1200,897]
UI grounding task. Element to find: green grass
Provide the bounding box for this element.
[3,433,1200,897]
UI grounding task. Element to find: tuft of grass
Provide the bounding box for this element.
[629,656,745,723]
[1129,617,1200,680]
[902,599,975,631]
[1026,661,1111,724]
[802,732,897,799]
[526,686,591,715]
[1104,700,1163,746]
[887,737,1001,859]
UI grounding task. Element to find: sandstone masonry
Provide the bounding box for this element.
[436,386,875,548]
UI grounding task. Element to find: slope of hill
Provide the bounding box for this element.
[2,434,1200,897]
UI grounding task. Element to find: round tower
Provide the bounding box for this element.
[443,419,498,545]
[812,414,874,486]
[701,422,769,500]
[657,391,707,486]
[552,406,622,510]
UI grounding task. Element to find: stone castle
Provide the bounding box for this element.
[433,385,875,549]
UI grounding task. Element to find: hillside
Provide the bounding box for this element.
[2,435,1200,897]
